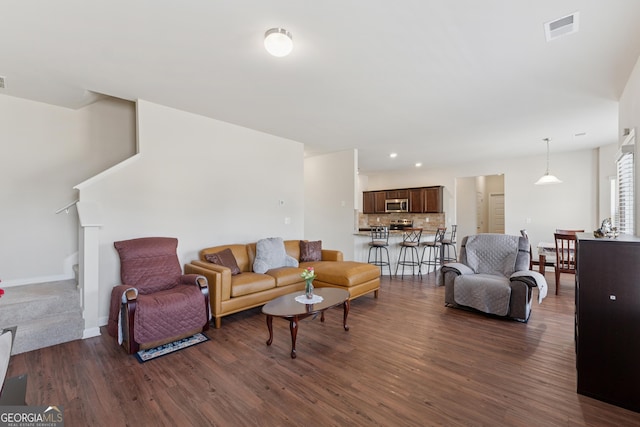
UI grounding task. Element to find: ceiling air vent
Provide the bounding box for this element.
[544,12,579,41]
[0,76,5,89]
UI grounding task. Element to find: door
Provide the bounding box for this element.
[488,193,505,233]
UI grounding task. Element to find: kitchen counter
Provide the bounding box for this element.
[354,230,405,236]
[353,231,439,275]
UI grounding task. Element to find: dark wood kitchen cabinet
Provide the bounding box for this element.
[424,186,443,213]
[363,186,444,214]
[385,189,408,199]
[408,188,424,213]
[575,234,640,413]
[363,191,386,214]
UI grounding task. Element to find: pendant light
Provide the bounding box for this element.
[535,138,562,185]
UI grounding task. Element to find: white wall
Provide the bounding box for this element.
[455,177,477,243]
[0,94,135,286]
[619,55,640,235]
[365,147,604,252]
[598,144,618,222]
[304,149,358,259]
[76,100,305,323]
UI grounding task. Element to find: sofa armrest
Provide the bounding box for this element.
[321,249,343,262]
[510,270,548,303]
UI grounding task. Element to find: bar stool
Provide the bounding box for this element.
[441,225,458,262]
[420,227,447,275]
[367,226,390,275]
[395,228,423,279]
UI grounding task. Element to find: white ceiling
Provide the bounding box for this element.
[2,1,640,174]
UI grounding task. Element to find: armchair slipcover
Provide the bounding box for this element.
[107,237,210,354]
[438,234,547,322]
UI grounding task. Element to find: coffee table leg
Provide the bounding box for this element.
[266,315,273,346]
[343,300,350,331]
[289,316,299,359]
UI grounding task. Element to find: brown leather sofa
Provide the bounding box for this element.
[184,240,380,328]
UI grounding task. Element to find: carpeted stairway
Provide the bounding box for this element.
[0,280,84,354]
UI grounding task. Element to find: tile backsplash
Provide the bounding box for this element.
[359,213,446,233]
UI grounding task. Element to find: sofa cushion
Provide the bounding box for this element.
[300,240,322,262]
[204,248,241,275]
[230,273,276,297]
[312,261,380,287]
[253,237,299,274]
[267,267,306,287]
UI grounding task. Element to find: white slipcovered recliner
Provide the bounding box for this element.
[438,234,547,322]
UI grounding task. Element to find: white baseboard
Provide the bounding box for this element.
[82,327,101,339]
[0,274,75,287]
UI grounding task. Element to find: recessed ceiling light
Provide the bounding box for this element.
[415,162,422,167]
[264,28,293,57]
[389,153,398,158]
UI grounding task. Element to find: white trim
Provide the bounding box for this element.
[0,274,74,288]
[82,327,101,339]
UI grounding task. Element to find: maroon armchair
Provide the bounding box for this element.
[107,237,210,354]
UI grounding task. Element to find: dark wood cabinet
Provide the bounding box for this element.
[362,191,386,214]
[576,234,640,413]
[424,186,443,213]
[363,192,375,214]
[363,186,443,214]
[408,188,424,213]
[386,189,408,199]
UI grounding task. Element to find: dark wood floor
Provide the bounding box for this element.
[7,273,640,426]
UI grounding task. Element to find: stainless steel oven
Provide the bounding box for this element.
[385,199,408,213]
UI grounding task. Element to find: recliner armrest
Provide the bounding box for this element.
[509,270,545,288]
[180,273,208,289]
[441,263,474,276]
[123,287,138,302]
[510,270,548,303]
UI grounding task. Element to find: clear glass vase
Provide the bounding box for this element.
[305,279,314,299]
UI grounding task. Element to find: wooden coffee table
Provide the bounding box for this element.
[262,287,350,358]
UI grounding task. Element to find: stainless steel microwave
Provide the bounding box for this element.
[385,199,408,213]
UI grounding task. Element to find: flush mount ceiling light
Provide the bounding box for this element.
[535,138,563,185]
[264,28,293,57]
[389,153,398,158]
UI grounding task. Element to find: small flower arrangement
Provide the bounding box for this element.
[301,267,317,281]
[0,279,4,298]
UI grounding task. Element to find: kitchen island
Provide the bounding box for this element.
[353,230,440,276]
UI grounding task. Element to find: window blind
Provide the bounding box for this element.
[616,148,634,235]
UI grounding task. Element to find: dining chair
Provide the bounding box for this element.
[556,229,585,234]
[553,232,580,295]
